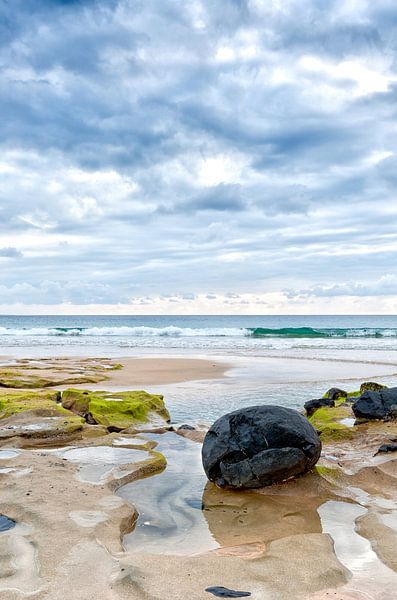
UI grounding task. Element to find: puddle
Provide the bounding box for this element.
[0,515,16,532]
[340,418,356,427]
[318,500,397,595]
[0,450,20,460]
[119,433,327,556]
[119,433,217,555]
[54,446,149,484]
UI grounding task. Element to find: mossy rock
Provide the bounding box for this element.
[0,369,108,389]
[0,390,84,438]
[308,405,357,443]
[62,389,170,431]
[0,390,66,418]
[0,370,55,389]
[360,382,387,393]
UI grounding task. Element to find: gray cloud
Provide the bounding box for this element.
[0,0,397,305]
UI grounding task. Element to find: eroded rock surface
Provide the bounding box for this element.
[353,387,397,420]
[62,388,170,432]
[202,405,321,489]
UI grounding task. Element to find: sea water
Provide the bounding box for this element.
[1,314,397,354]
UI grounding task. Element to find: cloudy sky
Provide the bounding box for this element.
[1,0,397,314]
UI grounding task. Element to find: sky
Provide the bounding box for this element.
[1,0,397,315]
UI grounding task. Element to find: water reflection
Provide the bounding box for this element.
[120,432,332,556]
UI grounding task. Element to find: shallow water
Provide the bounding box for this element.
[54,446,150,484]
[319,501,397,595]
[0,515,16,533]
[120,433,326,556]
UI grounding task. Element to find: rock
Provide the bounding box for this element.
[376,444,397,454]
[205,587,251,598]
[178,424,195,431]
[353,388,397,420]
[304,397,335,416]
[360,381,387,393]
[202,405,321,489]
[324,388,347,401]
[61,388,170,431]
[0,389,84,440]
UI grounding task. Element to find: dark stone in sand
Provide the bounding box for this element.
[178,424,195,431]
[202,405,321,489]
[325,388,347,401]
[205,586,251,598]
[304,397,335,416]
[360,382,387,393]
[0,515,16,532]
[376,444,397,454]
[353,388,397,420]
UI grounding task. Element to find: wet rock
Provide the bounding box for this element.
[353,388,397,420]
[178,424,195,431]
[61,388,170,431]
[360,382,387,393]
[304,397,335,416]
[325,388,347,401]
[202,405,321,489]
[205,586,251,598]
[376,444,397,454]
[0,390,85,440]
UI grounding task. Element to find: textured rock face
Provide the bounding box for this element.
[353,387,397,420]
[304,397,335,416]
[202,405,321,489]
[324,388,347,401]
[62,388,170,431]
[359,381,387,393]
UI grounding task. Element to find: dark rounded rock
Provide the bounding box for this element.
[353,387,397,420]
[202,405,321,489]
[178,424,196,431]
[325,388,347,401]
[304,397,335,416]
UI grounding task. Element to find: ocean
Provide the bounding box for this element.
[2,314,397,354]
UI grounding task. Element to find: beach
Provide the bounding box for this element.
[0,337,397,600]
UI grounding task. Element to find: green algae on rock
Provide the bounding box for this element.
[308,404,357,442]
[0,389,85,439]
[62,388,171,431]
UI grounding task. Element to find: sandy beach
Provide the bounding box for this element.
[0,353,396,600]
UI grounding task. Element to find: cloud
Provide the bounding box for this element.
[0,247,23,258]
[1,1,397,309]
[287,275,397,298]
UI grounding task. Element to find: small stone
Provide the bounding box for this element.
[205,587,251,598]
[376,444,397,454]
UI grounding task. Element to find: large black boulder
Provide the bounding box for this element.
[353,387,397,420]
[202,405,321,489]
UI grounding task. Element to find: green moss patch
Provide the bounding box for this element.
[62,388,170,430]
[0,390,85,438]
[309,405,357,442]
[0,390,68,418]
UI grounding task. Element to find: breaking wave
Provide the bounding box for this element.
[0,325,397,338]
